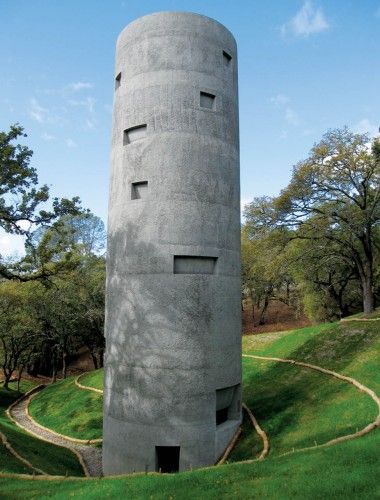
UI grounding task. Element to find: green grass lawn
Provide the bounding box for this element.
[343,306,380,319]
[0,381,83,476]
[230,321,379,461]
[28,377,102,441]
[2,319,378,498]
[78,369,103,391]
[1,431,378,499]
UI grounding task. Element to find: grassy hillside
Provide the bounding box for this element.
[78,369,103,391]
[28,377,102,441]
[230,321,379,461]
[0,381,83,476]
[4,319,378,498]
[1,432,378,499]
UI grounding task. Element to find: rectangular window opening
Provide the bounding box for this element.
[155,446,180,473]
[131,181,148,200]
[115,72,122,89]
[123,124,147,145]
[216,407,229,425]
[200,91,216,110]
[173,256,217,275]
[223,50,232,65]
[216,384,240,426]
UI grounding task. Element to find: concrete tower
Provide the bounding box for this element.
[103,12,241,475]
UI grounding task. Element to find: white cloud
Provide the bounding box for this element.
[66,138,77,148]
[29,98,49,123]
[281,1,329,38]
[302,128,313,136]
[68,96,96,113]
[285,107,300,126]
[41,131,55,141]
[85,119,96,130]
[2,98,14,113]
[68,81,94,92]
[270,94,300,127]
[270,94,289,107]
[0,230,26,258]
[16,220,31,231]
[353,119,379,138]
[280,130,288,139]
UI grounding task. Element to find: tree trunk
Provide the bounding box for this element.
[51,352,57,383]
[362,275,375,315]
[3,372,12,390]
[91,352,98,370]
[62,351,68,379]
[17,366,24,392]
[359,230,375,315]
[99,348,104,368]
[250,291,255,325]
[259,294,270,325]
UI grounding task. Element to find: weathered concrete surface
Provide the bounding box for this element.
[103,11,241,475]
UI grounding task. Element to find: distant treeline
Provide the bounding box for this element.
[242,128,380,324]
[0,125,105,387]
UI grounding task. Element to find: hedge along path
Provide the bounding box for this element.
[7,387,102,477]
[75,374,103,394]
[243,354,380,456]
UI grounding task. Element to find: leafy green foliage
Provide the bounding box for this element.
[244,128,380,316]
[241,225,299,325]
[0,124,85,281]
[0,281,43,387]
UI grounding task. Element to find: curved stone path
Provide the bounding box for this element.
[7,388,102,477]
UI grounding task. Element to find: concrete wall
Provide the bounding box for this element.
[103,11,241,475]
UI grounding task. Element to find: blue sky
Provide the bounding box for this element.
[1,0,379,255]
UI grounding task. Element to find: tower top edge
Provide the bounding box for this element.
[117,11,237,49]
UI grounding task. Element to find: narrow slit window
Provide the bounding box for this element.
[223,50,232,66]
[173,256,217,275]
[124,124,147,145]
[115,72,122,89]
[156,446,180,473]
[131,181,148,200]
[200,91,216,110]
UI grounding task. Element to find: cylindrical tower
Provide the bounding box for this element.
[103,12,241,475]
